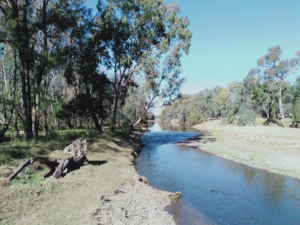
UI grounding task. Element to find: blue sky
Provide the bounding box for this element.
[174,0,300,95]
[85,0,300,114]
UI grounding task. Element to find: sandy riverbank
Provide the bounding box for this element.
[178,120,300,180]
[0,134,176,224]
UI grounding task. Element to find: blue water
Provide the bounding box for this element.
[134,123,300,225]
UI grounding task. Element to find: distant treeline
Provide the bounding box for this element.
[160,46,300,127]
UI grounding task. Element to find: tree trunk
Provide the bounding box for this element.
[8,155,87,181]
[0,126,8,142]
[13,51,18,138]
[85,119,89,132]
[14,112,19,137]
[34,1,48,140]
[90,109,101,131]
[67,117,72,128]
[133,99,155,128]
[8,139,88,181]
[43,108,48,136]
[0,108,14,142]
[111,92,119,131]
[265,107,269,119]
[9,0,33,140]
[20,60,32,140]
[278,86,285,119]
[34,90,40,140]
[133,108,148,128]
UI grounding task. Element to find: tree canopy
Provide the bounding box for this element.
[0,0,191,141]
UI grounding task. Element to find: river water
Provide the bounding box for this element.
[134,123,300,225]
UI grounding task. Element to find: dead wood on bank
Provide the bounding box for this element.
[8,138,88,181]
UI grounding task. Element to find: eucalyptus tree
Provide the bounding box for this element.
[95,0,191,131]
[118,85,147,129]
[257,46,300,119]
[0,44,18,141]
[252,83,272,118]
[292,78,300,126]
[59,5,113,131]
[0,0,82,140]
[0,0,35,139]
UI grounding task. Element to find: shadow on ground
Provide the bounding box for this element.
[44,160,108,178]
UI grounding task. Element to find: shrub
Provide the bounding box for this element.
[221,115,235,125]
[237,105,257,126]
[187,110,203,125]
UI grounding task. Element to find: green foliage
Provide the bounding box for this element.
[237,105,257,126]
[116,108,132,132]
[95,0,191,130]
[179,107,188,124]
[257,46,300,119]
[269,106,277,119]
[253,83,270,106]
[221,116,235,125]
[160,106,173,122]
[292,98,300,126]
[187,110,203,125]
[11,169,45,185]
[0,153,12,165]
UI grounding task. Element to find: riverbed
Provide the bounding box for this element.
[135,123,300,225]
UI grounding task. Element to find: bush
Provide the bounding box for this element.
[237,105,257,126]
[187,110,203,125]
[226,116,235,124]
[221,116,235,125]
[292,98,300,127]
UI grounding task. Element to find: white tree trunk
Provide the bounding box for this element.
[278,86,285,119]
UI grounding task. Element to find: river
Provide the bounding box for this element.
[134,123,300,225]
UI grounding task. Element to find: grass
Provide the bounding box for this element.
[255,117,293,127]
[0,127,132,166]
[0,126,140,224]
[215,117,294,127]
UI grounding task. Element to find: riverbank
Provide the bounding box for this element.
[0,132,175,224]
[178,120,300,180]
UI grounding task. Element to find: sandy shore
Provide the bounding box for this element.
[178,120,300,180]
[0,135,176,224]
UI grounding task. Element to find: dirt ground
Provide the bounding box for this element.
[0,136,175,225]
[184,120,300,180]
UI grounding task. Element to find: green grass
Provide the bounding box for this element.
[0,126,129,167]
[11,168,46,186]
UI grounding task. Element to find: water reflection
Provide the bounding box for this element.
[159,122,189,132]
[168,199,214,225]
[263,172,285,203]
[135,123,300,225]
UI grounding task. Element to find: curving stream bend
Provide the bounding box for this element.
[134,123,300,225]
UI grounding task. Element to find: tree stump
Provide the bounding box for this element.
[8,138,88,181]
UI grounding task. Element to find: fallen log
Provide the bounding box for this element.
[8,138,88,182]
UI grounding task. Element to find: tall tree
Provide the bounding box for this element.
[257,46,300,119]
[0,0,35,139]
[95,0,191,131]
[0,44,18,142]
[60,4,112,131]
[0,0,81,140]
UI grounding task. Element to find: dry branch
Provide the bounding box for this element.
[8,138,88,182]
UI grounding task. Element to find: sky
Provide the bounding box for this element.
[85,0,300,115]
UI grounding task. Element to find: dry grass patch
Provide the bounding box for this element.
[0,130,142,224]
